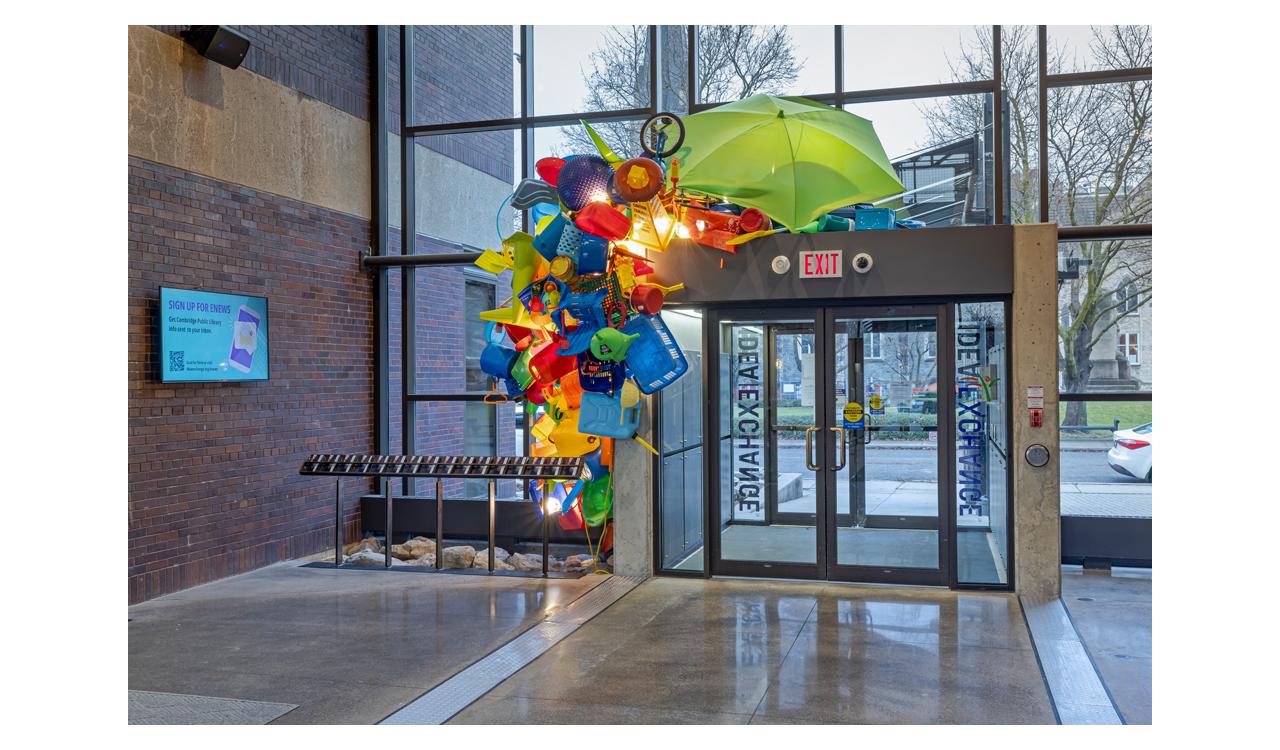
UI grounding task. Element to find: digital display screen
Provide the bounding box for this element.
[159,287,269,382]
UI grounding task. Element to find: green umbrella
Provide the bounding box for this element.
[672,94,905,232]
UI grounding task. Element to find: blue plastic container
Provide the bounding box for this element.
[532,214,567,261]
[621,314,689,394]
[854,207,896,231]
[578,390,641,439]
[555,223,608,274]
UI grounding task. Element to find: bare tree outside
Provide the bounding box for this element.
[560,25,802,157]
[922,25,1152,424]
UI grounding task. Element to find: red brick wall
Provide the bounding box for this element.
[128,157,374,603]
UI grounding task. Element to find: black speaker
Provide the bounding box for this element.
[180,26,250,70]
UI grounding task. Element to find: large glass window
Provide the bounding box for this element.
[658,309,705,572]
[1046,80,1152,228]
[955,302,1009,585]
[847,93,996,227]
[1048,25,1152,74]
[411,25,517,126]
[533,25,650,115]
[695,25,833,106]
[843,26,991,90]
[1057,239,1152,393]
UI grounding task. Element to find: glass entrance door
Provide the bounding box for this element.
[714,313,823,578]
[709,306,949,585]
[825,307,948,586]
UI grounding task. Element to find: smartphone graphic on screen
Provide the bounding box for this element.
[228,305,261,374]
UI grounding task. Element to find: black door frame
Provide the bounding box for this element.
[705,303,953,586]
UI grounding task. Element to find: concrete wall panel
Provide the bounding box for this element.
[128,25,370,221]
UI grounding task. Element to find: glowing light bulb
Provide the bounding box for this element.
[675,223,691,239]
[543,498,559,515]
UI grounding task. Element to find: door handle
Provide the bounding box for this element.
[830,427,847,471]
[804,427,821,471]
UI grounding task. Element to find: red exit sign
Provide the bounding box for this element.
[799,249,843,278]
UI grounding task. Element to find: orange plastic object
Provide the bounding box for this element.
[613,157,663,202]
[558,368,583,409]
[575,202,631,241]
[600,437,614,468]
[599,523,614,552]
[684,206,771,253]
[536,157,566,186]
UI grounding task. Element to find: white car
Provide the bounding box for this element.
[1107,422,1152,482]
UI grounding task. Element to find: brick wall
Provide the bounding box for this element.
[128,157,374,603]
[151,25,371,120]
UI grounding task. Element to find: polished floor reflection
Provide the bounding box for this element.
[128,561,606,724]
[449,577,1055,724]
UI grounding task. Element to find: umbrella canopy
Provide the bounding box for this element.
[673,94,905,231]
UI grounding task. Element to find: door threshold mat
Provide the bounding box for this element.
[380,575,643,725]
[128,690,298,725]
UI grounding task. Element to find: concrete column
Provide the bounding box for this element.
[611,395,654,578]
[1012,224,1061,599]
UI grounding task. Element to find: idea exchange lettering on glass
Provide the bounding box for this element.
[731,327,765,521]
[956,322,988,516]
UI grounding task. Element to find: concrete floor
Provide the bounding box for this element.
[1062,566,1152,724]
[128,561,606,724]
[448,577,1056,724]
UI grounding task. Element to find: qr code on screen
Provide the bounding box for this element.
[169,351,184,371]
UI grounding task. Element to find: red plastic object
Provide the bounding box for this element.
[558,501,585,531]
[528,340,578,385]
[536,157,566,186]
[684,206,759,253]
[575,202,630,241]
[739,207,769,233]
[631,258,654,276]
[630,284,665,315]
[613,157,663,202]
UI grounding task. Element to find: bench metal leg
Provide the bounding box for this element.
[335,478,343,565]
[542,503,549,578]
[435,478,443,570]
[488,479,496,574]
[384,477,393,568]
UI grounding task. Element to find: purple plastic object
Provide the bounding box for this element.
[556,155,614,212]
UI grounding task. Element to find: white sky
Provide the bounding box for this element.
[522,25,1125,173]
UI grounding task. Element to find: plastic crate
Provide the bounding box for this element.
[854,207,896,231]
[621,313,689,394]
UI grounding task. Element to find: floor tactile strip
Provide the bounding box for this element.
[1020,594,1123,725]
[128,690,298,725]
[380,575,644,725]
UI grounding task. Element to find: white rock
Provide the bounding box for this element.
[441,545,477,569]
[345,549,405,566]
